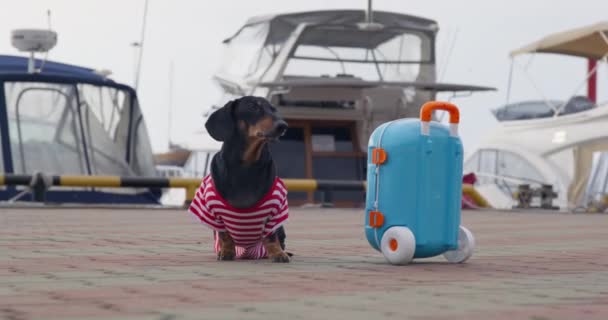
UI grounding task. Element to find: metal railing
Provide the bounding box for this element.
[0,173,488,208]
[0,173,367,207]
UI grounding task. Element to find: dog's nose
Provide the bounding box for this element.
[274,120,288,136]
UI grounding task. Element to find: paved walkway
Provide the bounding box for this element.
[1,207,607,320]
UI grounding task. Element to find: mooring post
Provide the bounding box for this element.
[29,172,51,202]
[321,189,335,208]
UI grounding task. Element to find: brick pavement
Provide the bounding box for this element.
[1,207,607,320]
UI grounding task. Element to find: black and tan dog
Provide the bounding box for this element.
[188,96,291,263]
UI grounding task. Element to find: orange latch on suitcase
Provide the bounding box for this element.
[369,211,384,228]
[372,148,387,165]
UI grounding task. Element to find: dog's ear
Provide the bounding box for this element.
[205,99,239,141]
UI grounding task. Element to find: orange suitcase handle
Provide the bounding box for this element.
[419,101,460,137]
[420,101,460,124]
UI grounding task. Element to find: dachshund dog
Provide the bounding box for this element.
[188,96,291,262]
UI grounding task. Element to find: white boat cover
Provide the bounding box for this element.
[510,21,608,59]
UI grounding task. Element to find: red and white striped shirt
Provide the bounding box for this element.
[188,175,289,259]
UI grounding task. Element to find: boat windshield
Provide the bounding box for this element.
[3,81,156,177]
[283,25,432,82]
[217,22,278,80]
[493,96,596,122]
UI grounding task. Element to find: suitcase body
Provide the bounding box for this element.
[364,102,474,265]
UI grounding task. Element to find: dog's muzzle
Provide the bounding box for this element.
[257,120,288,140]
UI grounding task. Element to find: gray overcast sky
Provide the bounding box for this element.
[1,0,606,153]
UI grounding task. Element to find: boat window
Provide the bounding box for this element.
[472,148,545,191]
[78,84,129,141]
[284,26,430,81]
[78,84,135,176]
[375,32,423,81]
[559,96,596,116]
[275,93,356,110]
[311,127,353,152]
[492,100,559,121]
[218,22,276,79]
[4,82,88,175]
[497,151,544,184]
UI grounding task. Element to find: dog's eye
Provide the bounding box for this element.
[250,105,264,114]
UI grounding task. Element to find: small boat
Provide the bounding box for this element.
[464,21,608,211]
[1,29,160,204]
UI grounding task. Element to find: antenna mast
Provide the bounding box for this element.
[47,9,52,29]
[167,60,174,150]
[134,0,149,90]
[366,0,373,23]
[359,0,382,31]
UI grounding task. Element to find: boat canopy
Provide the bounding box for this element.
[510,21,608,59]
[224,10,439,46]
[0,55,158,203]
[0,54,109,81]
[216,10,442,86]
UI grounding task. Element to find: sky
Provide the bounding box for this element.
[1,0,607,154]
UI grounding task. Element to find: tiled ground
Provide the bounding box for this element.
[1,206,607,320]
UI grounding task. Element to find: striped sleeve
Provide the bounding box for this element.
[263,180,289,237]
[188,178,226,232]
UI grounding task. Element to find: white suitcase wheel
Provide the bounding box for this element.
[443,226,475,263]
[381,226,416,265]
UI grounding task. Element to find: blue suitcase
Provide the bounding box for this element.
[365,101,475,265]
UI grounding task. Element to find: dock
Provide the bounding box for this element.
[2,207,607,320]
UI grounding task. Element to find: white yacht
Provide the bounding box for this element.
[464,21,608,211]
[165,9,494,207]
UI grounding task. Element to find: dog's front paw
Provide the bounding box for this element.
[263,233,290,263]
[217,250,235,261]
[269,251,290,263]
[217,231,236,261]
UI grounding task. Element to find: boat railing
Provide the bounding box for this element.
[0,173,366,208]
[471,172,550,198]
[1,173,493,209]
